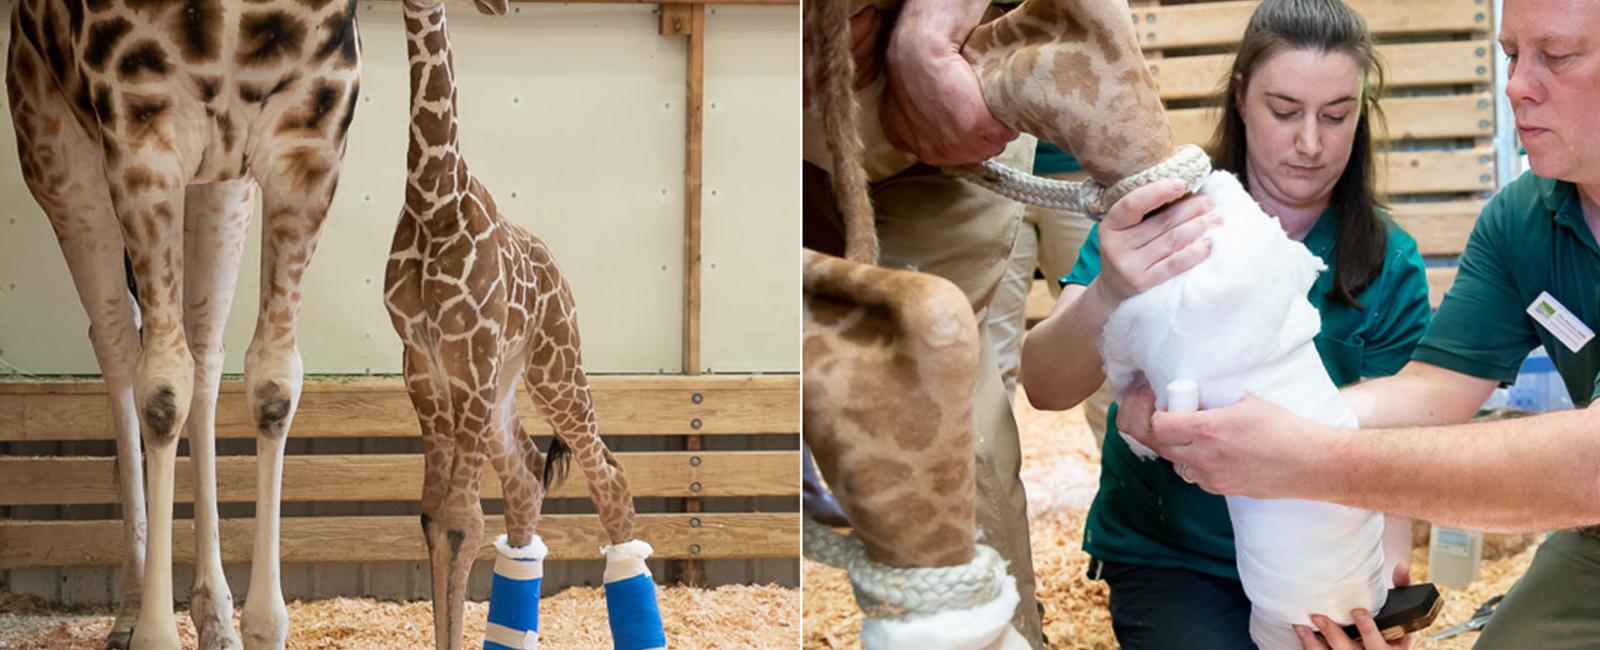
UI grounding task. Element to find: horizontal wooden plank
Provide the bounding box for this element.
[1135,0,1490,50]
[1152,41,1493,101]
[1391,200,1484,256]
[0,513,798,568]
[0,375,798,442]
[1168,94,1495,147]
[0,450,798,506]
[1382,148,1496,196]
[1428,266,1458,309]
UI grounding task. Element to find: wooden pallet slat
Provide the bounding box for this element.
[1134,0,1490,51]
[1167,93,1495,147]
[1390,200,1485,256]
[0,513,799,568]
[0,375,799,442]
[1151,41,1493,101]
[1382,148,1496,196]
[0,450,800,506]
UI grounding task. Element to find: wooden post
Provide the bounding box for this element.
[666,1,708,587]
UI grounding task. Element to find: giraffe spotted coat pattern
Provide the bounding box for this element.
[7,1,360,648]
[380,2,646,649]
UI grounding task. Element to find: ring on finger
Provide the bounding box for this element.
[1180,463,1199,484]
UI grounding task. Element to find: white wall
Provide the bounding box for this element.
[0,1,799,376]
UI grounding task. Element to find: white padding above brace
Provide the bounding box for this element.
[494,534,549,561]
[602,540,655,584]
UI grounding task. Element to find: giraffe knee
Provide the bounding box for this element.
[253,382,292,440]
[141,386,179,444]
[445,528,466,557]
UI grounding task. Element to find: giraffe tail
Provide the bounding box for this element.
[541,436,571,489]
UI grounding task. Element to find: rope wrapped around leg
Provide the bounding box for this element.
[942,143,1213,218]
[805,515,1029,649]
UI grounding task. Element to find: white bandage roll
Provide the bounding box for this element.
[1099,171,1386,649]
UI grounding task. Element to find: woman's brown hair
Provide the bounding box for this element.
[1209,0,1388,308]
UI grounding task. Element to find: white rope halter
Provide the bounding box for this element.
[943,143,1213,218]
[804,515,1009,620]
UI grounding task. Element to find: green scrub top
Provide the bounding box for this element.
[1061,208,1433,579]
[1415,172,1600,405]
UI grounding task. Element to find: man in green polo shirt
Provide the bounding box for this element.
[1138,0,1600,646]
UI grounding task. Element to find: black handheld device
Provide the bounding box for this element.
[1321,583,1443,642]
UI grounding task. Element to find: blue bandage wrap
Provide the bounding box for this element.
[605,573,666,650]
[486,535,544,650]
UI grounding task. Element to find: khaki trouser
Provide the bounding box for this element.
[803,135,1045,648]
[1473,528,1600,649]
[983,172,1113,445]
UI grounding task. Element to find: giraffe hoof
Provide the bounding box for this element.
[104,629,133,650]
[253,382,292,439]
[141,386,179,442]
[192,586,242,650]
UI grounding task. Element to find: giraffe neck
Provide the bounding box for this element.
[402,0,467,225]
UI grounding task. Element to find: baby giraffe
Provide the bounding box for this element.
[381,1,666,649]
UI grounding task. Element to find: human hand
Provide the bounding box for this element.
[880,19,1016,164]
[1149,394,1338,499]
[1116,382,1158,447]
[1295,609,1416,650]
[1294,565,1418,650]
[1084,179,1219,310]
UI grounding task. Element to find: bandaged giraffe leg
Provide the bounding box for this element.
[486,534,546,650]
[602,540,666,650]
[807,518,1030,650]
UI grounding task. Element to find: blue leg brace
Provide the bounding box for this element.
[603,540,667,650]
[486,534,545,650]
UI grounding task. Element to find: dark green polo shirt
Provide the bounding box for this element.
[1062,209,1433,579]
[1415,172,1600,406]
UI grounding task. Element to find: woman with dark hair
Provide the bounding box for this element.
[1020,0,1431,647]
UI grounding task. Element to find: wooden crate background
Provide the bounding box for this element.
[0,375,799,602]
[1029,0,1501,318]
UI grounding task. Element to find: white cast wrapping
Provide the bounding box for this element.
[1099,171,1387,649]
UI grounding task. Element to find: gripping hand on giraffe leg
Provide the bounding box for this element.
[485,534,546,650]
[601,541,666,650]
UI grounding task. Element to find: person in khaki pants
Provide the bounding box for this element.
[984,140,1114,445]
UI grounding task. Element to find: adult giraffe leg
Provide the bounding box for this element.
[9,70,148,647]
[182,180,255,650]
[239,148,342,650]
[102,149,193,650]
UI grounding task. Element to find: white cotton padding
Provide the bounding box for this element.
[601,540,655,584]
[858,565,1030,650]
[494,534,549,561]
[1098,171,1387,649]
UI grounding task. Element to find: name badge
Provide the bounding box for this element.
[1526,291,1595,353]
